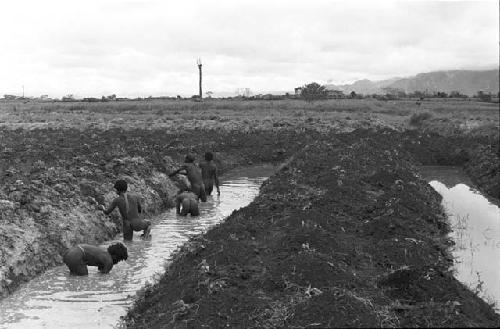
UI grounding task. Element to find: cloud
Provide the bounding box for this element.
[0,0,498,97]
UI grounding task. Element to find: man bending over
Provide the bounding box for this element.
[169,154,207,202]
[175,190,200,216]
[63,242,128,275]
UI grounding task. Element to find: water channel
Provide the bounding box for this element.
[419,166,500,311]
[0,165,275,329]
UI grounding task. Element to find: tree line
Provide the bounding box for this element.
[298,82,497,102]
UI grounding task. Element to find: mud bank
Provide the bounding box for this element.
[397,129,499,200]
[124,129,499,328]
[0,154,178,297]
[0,128,318,297]
[0,125,497,311]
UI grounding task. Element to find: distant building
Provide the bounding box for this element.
[83,97,101,102]
[326,90,345,99]
[294,87,302,96]
[62,94,75,102]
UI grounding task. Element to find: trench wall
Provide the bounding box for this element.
[394,129,499,199]
[124,129,499,328]
[0,126,497,300]
[0,128,320,296]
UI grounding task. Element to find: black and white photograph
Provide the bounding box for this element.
[0,0,499,328]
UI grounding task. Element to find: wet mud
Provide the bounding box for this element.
[0,125,499,327]
[0,168,272,329]
[0,128,318,296]
[123,129,499,328]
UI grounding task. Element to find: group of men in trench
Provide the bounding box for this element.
[63,152,220,276]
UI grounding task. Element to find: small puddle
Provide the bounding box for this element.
[0,165,276,329]
[419,166,500,311]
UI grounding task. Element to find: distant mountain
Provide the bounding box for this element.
[386,70,499,96]
[325,78,400,95]
[325,69,499,96]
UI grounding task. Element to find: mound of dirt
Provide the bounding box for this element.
[1,125,497,326]
[123,129,499,328]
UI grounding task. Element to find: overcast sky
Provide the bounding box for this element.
[0,0,498,98]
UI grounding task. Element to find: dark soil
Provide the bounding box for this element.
[0,128,323,295]
[123,129,499,328]
[0,126,498,327]
[395,129,499,200]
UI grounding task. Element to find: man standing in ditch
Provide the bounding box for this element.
[199,151,220,196]
[100,180,151,240]
[169,154,207,202]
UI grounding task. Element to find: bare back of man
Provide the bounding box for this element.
[176,191,199,216]
[170,160,207,202]
[200,160,220,196]
[183,163,206,201]
[104,189,151,240]
[63,243,127,275]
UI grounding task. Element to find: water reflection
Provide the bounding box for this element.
[0,165,275,329]
[419,166,476,189]
[420,166,500,311]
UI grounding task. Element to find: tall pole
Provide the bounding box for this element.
[197,58,202,99]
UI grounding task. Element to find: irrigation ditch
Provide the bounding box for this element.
[0,127,499,327]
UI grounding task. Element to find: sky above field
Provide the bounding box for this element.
[0,0,498,98]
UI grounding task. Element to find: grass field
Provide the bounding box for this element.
[0,98,498,134]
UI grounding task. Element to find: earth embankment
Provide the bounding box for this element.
[0,128,318,296]
[396,129,499,200]
[124,129,499,328]
[0,122,498,327]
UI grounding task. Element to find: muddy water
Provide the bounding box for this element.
[0,165,275,329]
[419,166,500,311]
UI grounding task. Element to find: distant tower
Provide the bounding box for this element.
[197,58,202,99]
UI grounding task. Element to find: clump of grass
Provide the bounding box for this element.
[68,105,86,111]
[409,112,433,126]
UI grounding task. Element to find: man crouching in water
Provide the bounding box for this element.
[169,154,207,202]
[63,242,128,275]
[175,189,200,216]
[100,180,151,240]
